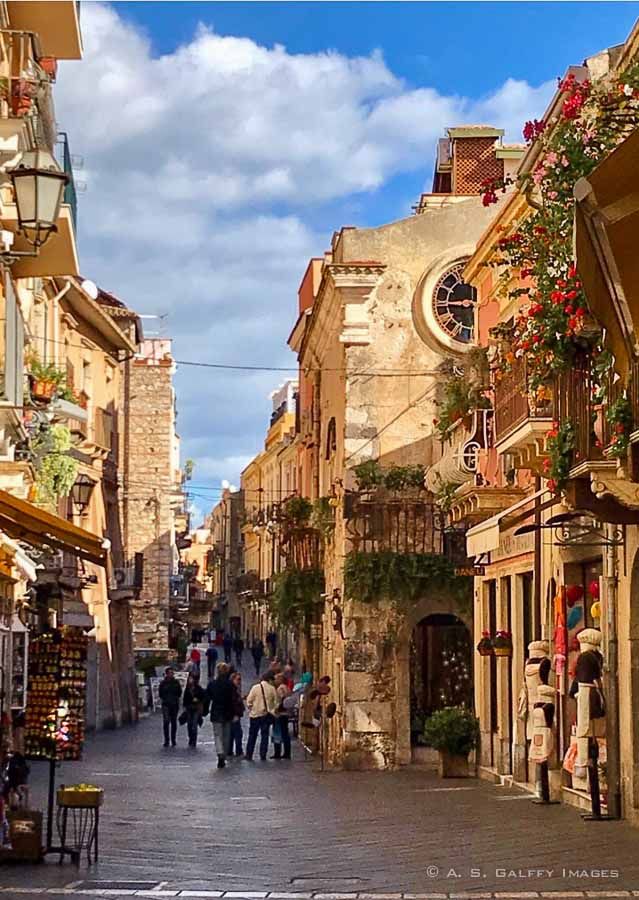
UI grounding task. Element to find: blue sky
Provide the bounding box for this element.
[57,2,639,520]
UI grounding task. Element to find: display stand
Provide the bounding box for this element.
[23,627,89,855]
[56,786,102,865]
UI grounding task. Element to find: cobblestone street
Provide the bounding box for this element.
[4,712,639,899]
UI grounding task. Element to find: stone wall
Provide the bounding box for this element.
[122,356,176,650]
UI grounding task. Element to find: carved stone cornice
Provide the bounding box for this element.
[448,483,526,525]
[326,262,385,348]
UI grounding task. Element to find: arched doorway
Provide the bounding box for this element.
[410,613,472,746]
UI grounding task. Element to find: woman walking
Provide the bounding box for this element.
[182,673,206,748]
[229,672,245,757]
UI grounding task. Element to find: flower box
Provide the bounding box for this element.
[476,632,494,657]
[493,630,513,658]
[57,785,103,808]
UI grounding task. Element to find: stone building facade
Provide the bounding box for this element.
[288,127,525,769]
[119,338,182,652]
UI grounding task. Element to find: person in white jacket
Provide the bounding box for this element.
[245,671,278,761]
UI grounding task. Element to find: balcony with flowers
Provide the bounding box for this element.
[478,56,639,521]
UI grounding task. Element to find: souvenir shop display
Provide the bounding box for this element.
[518,640,551,741]
[25,626,87,762]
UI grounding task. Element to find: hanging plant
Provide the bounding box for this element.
[353,459,384,491]
[434,478,459,513]
[32,423,78,508]
[476,632,494,657]
[543,420,575,493]
[492,630,513,657]
[270,567,324,627]
[282,495,313,526]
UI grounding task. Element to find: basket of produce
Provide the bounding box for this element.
[57,784,104,808]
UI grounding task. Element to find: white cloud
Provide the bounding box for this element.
[55,3,554,500]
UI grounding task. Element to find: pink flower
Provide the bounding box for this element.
[548,190,558,200]
[545,151,559,166]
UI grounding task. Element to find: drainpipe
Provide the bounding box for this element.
[312,364,321,501]
[604,523,621,818]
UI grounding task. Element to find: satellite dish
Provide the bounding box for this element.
[81,279,99,300]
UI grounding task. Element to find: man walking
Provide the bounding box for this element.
[206,662,235,768]
[159,667,182,748]
[251,638,264,676]
[223,632,233,664]
[245,671,278,761]
[206,642,218,680]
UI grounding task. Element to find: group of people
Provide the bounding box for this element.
[158,656,299,768]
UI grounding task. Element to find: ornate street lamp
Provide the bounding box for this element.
[9,148,68,249]
[70,473,95,515]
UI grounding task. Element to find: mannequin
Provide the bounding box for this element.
[529,684,557,803]
[569,628,606,818]
[518,640,551,740]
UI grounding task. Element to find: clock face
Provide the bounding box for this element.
[432,263,475,344]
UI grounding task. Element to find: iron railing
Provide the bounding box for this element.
[494,355,555,443]
[344,494,443,555]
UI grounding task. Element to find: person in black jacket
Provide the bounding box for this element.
[205,662,235,768]
[158,668,182,748]
[229,671,245,757]
[183,673,206,748]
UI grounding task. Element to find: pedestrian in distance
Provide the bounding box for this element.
[266,630,278,659]
[187,648,201,679]
[206,662,235,768]
[229,671,245,757]
[159,667,182,748]
[182,673,206,748]
[251,638,264,676]
[233,635,244,668]
[206,642,218,680]
[271,673,292,760]
[245,671,278,761]
[223,632,233,664]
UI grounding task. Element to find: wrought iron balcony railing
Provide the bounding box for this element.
[344,492,443,555]
[494,355,555,444]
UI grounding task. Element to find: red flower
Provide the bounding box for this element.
[575,307,585,318]
[565,290,578,300]
[568,264,577,278]
[564,305,574,315]
[523,119,546,142]
[547,478,558,494]
[616,423,625,434]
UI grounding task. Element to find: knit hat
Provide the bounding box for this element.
[528,640,549,656]
[577,628,602,648]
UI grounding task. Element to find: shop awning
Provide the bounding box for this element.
[0,489,107,567]
[574,127,639,381]
[466,489,547,557]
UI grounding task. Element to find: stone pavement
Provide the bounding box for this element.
[4,697,639,899]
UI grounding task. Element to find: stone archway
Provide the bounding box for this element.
[395,591,472,765]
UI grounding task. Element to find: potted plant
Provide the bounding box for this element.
[28,356,66,403]
[423,706,479,778]
[493,630,513,657]
[476,631,494,657]
[11,78,35,116]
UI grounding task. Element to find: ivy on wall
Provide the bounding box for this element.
[344,550,472,610]
[271,567,325,627]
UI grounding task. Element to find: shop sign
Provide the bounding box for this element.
[455,565,485,576]
[491,529,535,562]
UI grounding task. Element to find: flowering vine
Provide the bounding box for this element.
[483,61,639,391]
